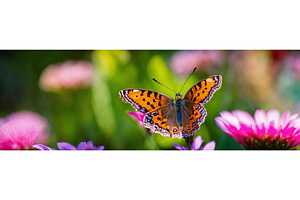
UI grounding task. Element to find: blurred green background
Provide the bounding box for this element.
[0,50,299,150]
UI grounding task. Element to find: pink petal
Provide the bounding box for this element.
[290,118,300,129]
[127,112,146,127]
[232,110,255,126]
[254,110,267,129]
[239,123,255,135]
[220,111,240,128]
[267,121,278,137]
[0,119,39,150]
[202,141,216,150]
[6,111,50,145]
[279,110,291,128]
[255,124,266,137]
[191,136,203,150]
[266,109,280,129]
[215,117,231,133]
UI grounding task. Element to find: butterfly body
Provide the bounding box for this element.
[119,75,222,138]
[174,94,185,126]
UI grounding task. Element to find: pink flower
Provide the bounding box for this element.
[6,111,50,144]
[283,54,300,79]
[128,112,147,127]
[215,109,300,150]
[128,112,154,133]
[0,111,50,150]
[39,60,95,92]
[170,50,223,76]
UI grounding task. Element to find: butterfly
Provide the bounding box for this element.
[119,72,222,138]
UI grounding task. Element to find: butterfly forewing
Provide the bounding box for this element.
[119,89,171,113]
[184,75,222,104]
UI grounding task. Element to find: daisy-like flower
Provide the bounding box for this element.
[33,141,104,150]
[174,135,216,150]
[215,109,300,150]
[39,60,95,92]
[0,111,50,150]
[170,50,223,76]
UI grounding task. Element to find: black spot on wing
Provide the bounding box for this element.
[190,89,194,95]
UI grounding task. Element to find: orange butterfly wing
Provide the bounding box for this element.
[119,89,180,138]
[184,75,222,104]
[144,105,181,138]
[119,89,171,113]
[181,102,207,137]
[181,75,222,137]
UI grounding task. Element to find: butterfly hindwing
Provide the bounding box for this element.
[144,105,181,138]
[119,89,171,113]
[184,75,222,104]
[181,102,207,137]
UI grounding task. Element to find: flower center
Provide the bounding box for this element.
[243,134,295,150]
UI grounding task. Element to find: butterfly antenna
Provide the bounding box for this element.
[179,67,197,94]
[152,78,177,94]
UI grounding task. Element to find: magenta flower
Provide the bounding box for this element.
[170,50,223,76]
[33,141,104,150]
[0,111,50,150]
[6,111,50,144]
[39,60,95,92]
[128,111,155,134]
[215,109,300,150]
[128,112,147,127]
[174,135,216,150]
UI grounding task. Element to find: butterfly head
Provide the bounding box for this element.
[175,93,182,99]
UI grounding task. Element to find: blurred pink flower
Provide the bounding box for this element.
[39,60,95,92]
[127,111,154,133]
[215,109,300,150]
[283,54,300,79]
[128,112,147,127]
[0,111,50,150]
[170,50,223,76]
